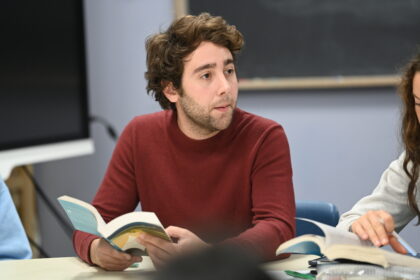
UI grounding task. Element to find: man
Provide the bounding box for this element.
[0,178,32,260]
[73,13,295,271]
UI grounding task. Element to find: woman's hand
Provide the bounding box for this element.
[351,210,407,254]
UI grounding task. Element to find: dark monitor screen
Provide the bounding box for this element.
[0,0,89,151]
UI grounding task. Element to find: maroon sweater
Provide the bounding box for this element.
[73,108,295,263]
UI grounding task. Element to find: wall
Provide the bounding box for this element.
[34,0,171,257]
[34,0,419,257]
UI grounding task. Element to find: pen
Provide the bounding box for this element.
[391,231,418,257]
[378,218,418,257]
[284,270,315,280]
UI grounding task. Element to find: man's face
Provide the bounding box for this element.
[169,41,238,139]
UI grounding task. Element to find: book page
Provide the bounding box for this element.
[111,233,146,255]
[102,211,171,242]
[297,218,371,247]
[325,244,420,268]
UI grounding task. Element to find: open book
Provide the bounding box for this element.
[58,195,171,256]
[276,218,420,268]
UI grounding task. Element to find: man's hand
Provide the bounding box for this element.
[89,238,142,271]
[166,226,209,252]
[351,210,407,254]
[137,226,209,268]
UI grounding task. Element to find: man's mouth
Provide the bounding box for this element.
[214,104,231,112]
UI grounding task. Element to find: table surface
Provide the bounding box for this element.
[0,254,316,280]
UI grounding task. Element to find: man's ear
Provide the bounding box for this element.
[163,82,179,103]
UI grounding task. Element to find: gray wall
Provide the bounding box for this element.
[34,0,419,257]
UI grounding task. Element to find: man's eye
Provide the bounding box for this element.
[225,68,235,75]
[201,73,210,79]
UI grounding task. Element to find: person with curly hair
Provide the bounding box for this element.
[338,52,420,254]
[73,13,295,271]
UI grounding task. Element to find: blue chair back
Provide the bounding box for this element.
[295,200,339,236]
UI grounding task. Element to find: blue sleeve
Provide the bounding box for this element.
[0,179,32,260]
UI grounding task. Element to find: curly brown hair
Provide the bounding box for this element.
[399,51,420,224]
[145,13,244,110]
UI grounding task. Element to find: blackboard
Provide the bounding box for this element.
[176,0,420,89]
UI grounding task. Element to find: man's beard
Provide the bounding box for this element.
[178,91,236,135]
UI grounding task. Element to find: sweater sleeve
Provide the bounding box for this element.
[224,125,295,261]
[337,152,417,233]
[73,119,140,264]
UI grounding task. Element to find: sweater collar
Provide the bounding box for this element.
[167,108,240,151]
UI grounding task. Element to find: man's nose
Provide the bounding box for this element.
[217,74,230,96]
